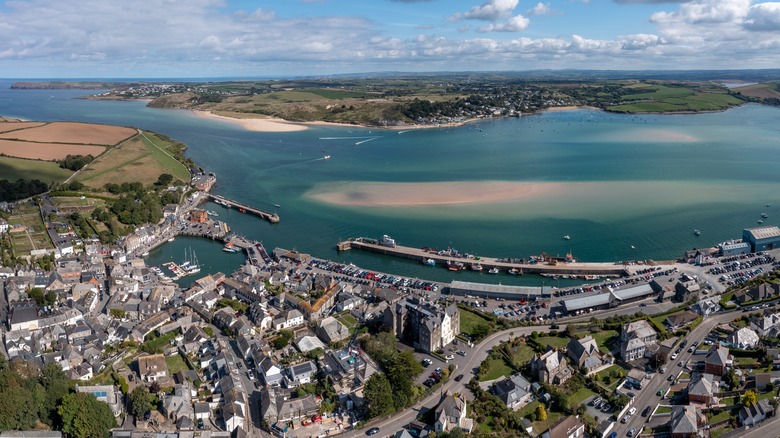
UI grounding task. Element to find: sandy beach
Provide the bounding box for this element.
[193,110,308,132]
[307,181,567,207]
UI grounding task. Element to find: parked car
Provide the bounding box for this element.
[454,374,464,382]
[367,428,380,436]
[642,406,651,417]
[445,354,455,360]
[627,428,636,437]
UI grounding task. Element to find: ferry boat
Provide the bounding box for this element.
[470,263,483,272]
[423,258,436,266]
[508,267,522,275]
[488,267,500,274]
[693,229,701,236]
[562,235,571,240]
[223,242,240,253]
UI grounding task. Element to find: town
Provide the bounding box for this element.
[2,163,780,438]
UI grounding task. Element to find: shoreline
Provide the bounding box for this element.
[192,110,309,132]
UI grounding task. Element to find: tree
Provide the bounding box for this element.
[59,392,116,438]
[723,369,738,390]
[364,373,394,418]
[156,173,174,187]
[741,390,757,407]
[128,386,153,418]
[39,362,72,426]
[28,287,46,306]
[536,404,548,421]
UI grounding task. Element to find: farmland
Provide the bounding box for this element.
[0,121,135,145]
[733,82,780,99]
[77,131,190,188]
[0,156,73,185]
[602,83,743,113]
[0,139,105,161]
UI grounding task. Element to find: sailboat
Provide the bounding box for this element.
[181,248,201,275]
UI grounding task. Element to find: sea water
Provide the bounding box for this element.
[1,80,779,286]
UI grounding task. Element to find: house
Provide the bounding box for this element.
[620,320,658,361]
[493,373,532,410]
[384,298,460,353]
[189,209,208,224]
[530,348,572,385]
[256,354,284,387]
[735,283,779,304]
[335,293,365,312]
[669,405,706,438]
[566,335,610,374]
[704,345,731,376]
[751,312,780,337]
[674,279,700,303]
[687,373,715,406]
[740,399,774,426]
[754,372,772,391]
[286,361,317,387]
[137,354,169,383]
[162,383,194,422]
[664,311,699,331]
[194,402,210,421]
[728,327,759,349]
[316,317,351,344]
[541,415,585,438]
[295,335,327,353]
[626,369,645,389]
[272,309,304,330]
[248,302,273,331]
[434,395,473,433]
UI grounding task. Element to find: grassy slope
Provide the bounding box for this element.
[0,156,73,184]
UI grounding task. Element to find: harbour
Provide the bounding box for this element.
[337,237,628,277]
[208,193,280,224]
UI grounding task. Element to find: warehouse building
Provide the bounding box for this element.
[448,280,552,300]
[719,241,751,257]
[561,284,655,315]
[743,226,780,252]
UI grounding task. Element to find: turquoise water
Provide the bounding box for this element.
[2,81,779,286]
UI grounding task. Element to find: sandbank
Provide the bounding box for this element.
[306,181,567,207]
[193,110,308,132]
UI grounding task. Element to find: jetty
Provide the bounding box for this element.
[207,194,279,224]
[337,237,629,277]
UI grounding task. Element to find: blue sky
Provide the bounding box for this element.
[1,0,779,78]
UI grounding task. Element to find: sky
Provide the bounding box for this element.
[1,0,779,78]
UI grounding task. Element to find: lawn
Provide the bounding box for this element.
[165,354,191,375]
[0,156,73,185]
[459,307,492,338]
[479,358,514,382]
[656,406,673,414]
[510,344,535,365]
[577,329,617,354]
[518,401,564,434]
[709,410,733,423]
[570,387,598,406]
[535,336,569,349]
[337,313,358,328]
[141,330,179,354]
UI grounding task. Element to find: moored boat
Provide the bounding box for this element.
[223,242,240,253]
[761,212,769,218]
[562,235,571,240]
[423,258,436,266]
[471,263,483,272]
[508,267,522,275]
[488,267,499,274]
[693,229,701,236]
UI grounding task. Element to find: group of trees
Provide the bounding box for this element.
[0,356,115,437]
[28,287,57,307]
[361,331,424,418]
[0,178,49,202]
[271,329,294,350]
[58,154,94,171]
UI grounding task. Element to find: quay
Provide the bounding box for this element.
[337,238,629,277]
[207,193,280,224]
[223,235,272,266]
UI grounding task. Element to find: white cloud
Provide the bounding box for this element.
[744,2,780,31]
[650,0,750,25]
[478,14,531,32]
[527,2,552,16]
[457,0,519,21]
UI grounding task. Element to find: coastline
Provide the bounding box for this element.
[192,110,309,132]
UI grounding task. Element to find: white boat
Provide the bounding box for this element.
[141,251,149,257]
[562,235,571,240]
[323,155,331,160]
[508,267,522,275]
[167,237,175,242]
[488,267,499,274]
[423,258,435,266]
[631,245,636,250]
[693,229,701,236]
[758,220,764,224]
[471,263,483,272]
[761,213,769,218]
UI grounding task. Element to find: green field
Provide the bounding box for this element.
[535,336,569,349]
[458,307,492,337]
[0,156,73,185]
[607,84,742,113]
[78,131,189,187]
[165,354,191,375]
[479,358,514,381]
[306,88,373,99]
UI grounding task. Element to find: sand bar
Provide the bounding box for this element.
[193,110,308,132]
[307,181,569,207]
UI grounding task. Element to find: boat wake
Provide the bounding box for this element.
[355,137,381,145]
[318,136,375,140]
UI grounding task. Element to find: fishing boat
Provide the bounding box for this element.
[488,267,500,274]
[693,229,701,236]
[423,258,436,266]
[508,267,522,275]
[223,242,240,253]
[562,235,571,240]
[471,263,483,272]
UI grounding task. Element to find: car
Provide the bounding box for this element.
[197,418,205,430]
[659,367,666,374]
[678,360,685,367]
[642,406,651,417]
[550,323,560,329]
[628,407,636,415]
[621,414,630,424]
[445,354,455,360]
[458,350,467,356]
[667,375,674,381]
[657,389,665,396]
[609,432,617,438]
[670,352,678,360]
[454,374,464,382]
[367,428,380,436]
[627,428,636,437]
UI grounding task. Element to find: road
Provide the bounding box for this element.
[339,324,564,437]
[613,311,739,438]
